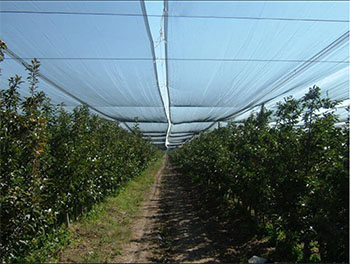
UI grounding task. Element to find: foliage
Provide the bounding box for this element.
[59,155,163,262]
[0,54,159,262]
[170,86,349,263]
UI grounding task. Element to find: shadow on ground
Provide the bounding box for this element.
[139,160,274,263]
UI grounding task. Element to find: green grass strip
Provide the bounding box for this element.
[26,155,165,262]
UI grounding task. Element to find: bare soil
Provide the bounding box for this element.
[113,156,273,263]
[110,155,167,262]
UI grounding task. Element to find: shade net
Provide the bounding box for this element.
[0,1,349,148]
[0,1,168,134]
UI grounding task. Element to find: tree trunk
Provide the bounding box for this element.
[302,238,311,263]
[66,213,70,227]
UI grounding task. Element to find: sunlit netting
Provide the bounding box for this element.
[1,1,349,148]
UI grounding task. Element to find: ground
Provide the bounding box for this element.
[112,155,273,263]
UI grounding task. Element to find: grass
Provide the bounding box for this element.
[34,155,164,263]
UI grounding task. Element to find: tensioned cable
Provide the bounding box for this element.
[174,31,349,145]
[157,35,349,140]
[180,30,349,138]
[4,48,136,133]
[171,131,201,134]
[4,57,349,64]
[166,90,348,125]
[139,0,169,135]
[140,0,170,148]
[143,134,167,137]
[3,9,348,146]
[169,138,192,142]
[169,134,194,138]
[164,0,172,148]
[1,10,349,23]
[217,30,349,123]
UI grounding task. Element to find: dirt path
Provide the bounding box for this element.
[111,156,167,262]
[112,156,218,263]
[155,160,219,263]
[113,155,271,263]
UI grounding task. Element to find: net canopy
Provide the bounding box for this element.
[1,1,349,148]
